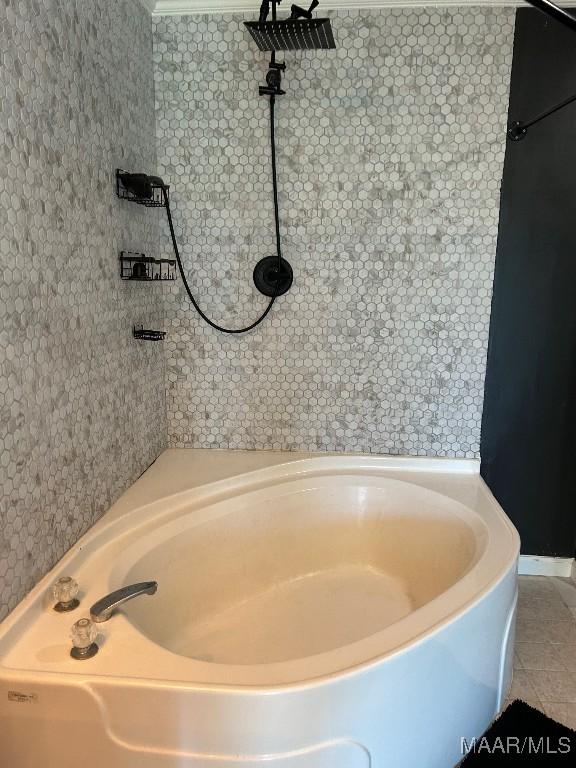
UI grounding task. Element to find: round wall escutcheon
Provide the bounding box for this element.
[253,256,293,297]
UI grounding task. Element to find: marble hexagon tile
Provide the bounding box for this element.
[153,7,515,456]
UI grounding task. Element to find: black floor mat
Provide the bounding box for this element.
[459,700,575,765]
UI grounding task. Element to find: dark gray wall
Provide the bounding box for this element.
[481,9,576,556]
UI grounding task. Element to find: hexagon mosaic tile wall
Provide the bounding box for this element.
[0,0,165,621]
[153,7,515,456]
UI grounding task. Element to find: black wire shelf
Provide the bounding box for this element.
[120,251,176,281]
[133,326,166,342]
[116,169,168,207]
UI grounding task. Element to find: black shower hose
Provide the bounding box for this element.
[162,95,282,334]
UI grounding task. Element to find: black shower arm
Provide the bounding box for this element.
[509,0,576,140]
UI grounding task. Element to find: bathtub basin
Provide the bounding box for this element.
[0,450,519,767]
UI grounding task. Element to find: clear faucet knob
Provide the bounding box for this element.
[52,576,80,612]
[70,618,98,660]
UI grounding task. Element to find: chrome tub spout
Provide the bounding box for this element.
[90,581,157,623]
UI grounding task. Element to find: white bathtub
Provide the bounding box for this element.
[0,450,519,767]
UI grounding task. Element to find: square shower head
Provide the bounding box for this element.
[244,18,336,51]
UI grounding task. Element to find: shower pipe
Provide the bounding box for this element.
[509,0,576,140]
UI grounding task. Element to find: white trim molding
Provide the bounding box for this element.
[518,555,575,578]
[151,0,576,16]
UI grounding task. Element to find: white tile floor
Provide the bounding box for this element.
[509,575,576,729]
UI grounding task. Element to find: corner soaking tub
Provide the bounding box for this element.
[0,450,519,768]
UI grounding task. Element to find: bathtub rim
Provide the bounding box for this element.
[0,451,520,691]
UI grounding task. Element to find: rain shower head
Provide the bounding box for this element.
[245,0,335,51]
[245,18,335,50]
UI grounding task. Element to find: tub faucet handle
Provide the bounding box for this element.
[90,581,158,623]
[70,618,98,660]
[52,576,80,612]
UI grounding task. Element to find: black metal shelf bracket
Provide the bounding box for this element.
[116,169,168,207]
